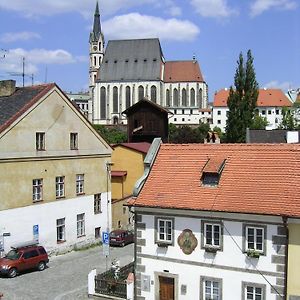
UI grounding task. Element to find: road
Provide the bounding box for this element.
[0,244,134,300]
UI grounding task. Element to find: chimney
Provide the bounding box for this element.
[0,80,16,97]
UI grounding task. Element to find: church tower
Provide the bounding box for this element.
[89,1,104,89]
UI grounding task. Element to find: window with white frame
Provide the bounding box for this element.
[77,213,85,237]
[70,132,78,150]
[242,282,265,300]
[203,222,221,248]
[36,132,45,150]
[33,179,43,202]
[56,176,65,198]
[156,218,173,244]
[245,225,265,253]
[94,193,101,214]
[76,174,84,195]
[56,218,65,242]
[201,277,222,300]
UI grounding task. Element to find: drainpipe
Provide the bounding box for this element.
[282,216,288,300]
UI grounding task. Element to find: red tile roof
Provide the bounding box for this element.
[164,61,204,83]
[214,88,292,107]
[133,143,300,217]
[112,142,151,154]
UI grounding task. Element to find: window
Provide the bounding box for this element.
[94,193,102,214]
[201,277,222,300]
[23,250,39,259]
[76,174,84,195]
[182,88,187,106]
[70,133,78,150]
[242,282,265,300]
[261,110,266,115]
[56,176,65,198]
[95,227,101,239]
[138,85,144,101]
[190,88,195,106]
[268,110,272,115]
[126,86,131,109]
[244,225,266,254]
[166,89,170,107]
[57,218,65,242]
[155,217,174,245]
[113,86,118,113]
[36,132,45,151]
[77,213,85,237]
[100,87,106,119]
[217,110,221,115]
[173,89,179,106]
[217,120,221,124]
[150,85,157,103]
[276,109,280,115]
[33,179,43,202]
[202,221,222,251]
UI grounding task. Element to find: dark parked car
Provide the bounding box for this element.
[109,230,134,247]
[0,241,49,278]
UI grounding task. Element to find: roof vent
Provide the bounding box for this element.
[0,80,16,97]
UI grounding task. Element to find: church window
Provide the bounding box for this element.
[113,87,118,113]
[173,89,179,107]
[94,56,96,66]
[138,85,144,101]
[182,88,187,106]
[190,88,195,106]
[166,89,170,107]
[198,88,203,108]
[126,86,131,109]
[94,75,96,83]
[99,57,101,65]
[99,42,101,49]
[151,86,157,103]
[100,87,106,119]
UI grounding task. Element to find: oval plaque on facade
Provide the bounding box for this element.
[177,229,198,255]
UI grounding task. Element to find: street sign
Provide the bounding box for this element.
[33,225,39,242]
[103,243,110,256]
[102,232,109,245]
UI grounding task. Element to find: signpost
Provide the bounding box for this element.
[33,225,39,242]
[102,231,110,270]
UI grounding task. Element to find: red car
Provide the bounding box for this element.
[0,241,49,278]
[109,230,134,247]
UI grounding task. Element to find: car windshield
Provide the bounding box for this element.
[5,250,21,260]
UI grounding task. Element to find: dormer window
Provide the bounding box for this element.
[201,158,226,187]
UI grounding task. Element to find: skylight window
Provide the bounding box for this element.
[201,158,226,187]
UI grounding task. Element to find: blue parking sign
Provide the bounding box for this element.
[102,232,109,245]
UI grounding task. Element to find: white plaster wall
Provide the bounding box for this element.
[139,257,277,300]
[0,193,111,255]
[257,107,283,130]
[212,107,228,132]
[138,214,281,299]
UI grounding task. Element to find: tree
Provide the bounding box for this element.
[225,50,259,143]
[278,107,299,130]
[250,114,269,130]
[93,125,127,144]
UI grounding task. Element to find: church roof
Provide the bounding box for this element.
[90,2,102,42]
[97,38,164,82]
[164,60,204,83]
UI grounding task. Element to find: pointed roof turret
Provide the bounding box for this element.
[90,1,102,42]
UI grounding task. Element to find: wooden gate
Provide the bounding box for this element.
[159,276,174,300]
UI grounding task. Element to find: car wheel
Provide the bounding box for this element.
[8,268,17,278]
[120,242,125,247]
[37,261,46,271]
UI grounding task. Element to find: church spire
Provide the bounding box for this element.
[90,1,101,42]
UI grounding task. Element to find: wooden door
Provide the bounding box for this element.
[159,276,174,300]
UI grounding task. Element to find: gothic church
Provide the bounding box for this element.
[89,2,208,125]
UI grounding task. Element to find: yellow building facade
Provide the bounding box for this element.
[111,143,150,230]
[0,81,112,254]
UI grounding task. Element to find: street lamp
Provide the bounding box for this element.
[106,162,113,233]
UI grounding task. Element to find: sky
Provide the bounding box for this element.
[0,0,299,102]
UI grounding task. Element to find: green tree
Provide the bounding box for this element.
[225,50,259,143]
[278,107,298,130]
[93,125,127,144]
[250,114,269,129]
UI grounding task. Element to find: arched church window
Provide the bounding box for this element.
[173,88,179,107]
[99,57,101,66]
[126,86,131,109]
[113,86,118,113]
[190,88,195,106]
[198,88,203,108]
[166,89,170,107]
[94,56,96,66]
[99,42,101,49]
[151,86,157,103]
[182,88,187,106]
[138,85,144,101]
[100,87,106,119]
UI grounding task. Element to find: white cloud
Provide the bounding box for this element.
[103,13,199,41]
[250,0,298,17]
[0,31,41,43]
[0,48,81,77]
[190,0,238,18]
[263,80,294,91]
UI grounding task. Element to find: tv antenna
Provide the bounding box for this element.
[7,57,34,86]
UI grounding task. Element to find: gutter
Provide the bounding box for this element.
[282,216,288,300]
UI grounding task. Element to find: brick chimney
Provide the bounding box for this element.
[0,80,16,97]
